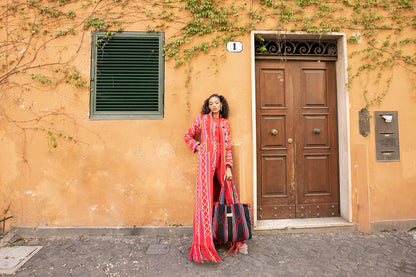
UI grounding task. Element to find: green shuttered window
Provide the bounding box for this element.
[90,32,164,120]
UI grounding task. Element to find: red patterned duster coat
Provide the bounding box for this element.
[184,112,233,263]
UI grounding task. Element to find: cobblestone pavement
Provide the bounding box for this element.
[2,231,416,277]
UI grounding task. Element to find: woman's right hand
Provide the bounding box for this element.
[195,145,201,152]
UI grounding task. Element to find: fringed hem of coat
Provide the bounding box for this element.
[189,244,222,263]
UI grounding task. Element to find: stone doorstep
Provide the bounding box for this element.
[255,217,357,233]
[0,246,43,275]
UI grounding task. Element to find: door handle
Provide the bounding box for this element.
[288,138,293,144]
[313,128,321,134]
[270,129,278,136]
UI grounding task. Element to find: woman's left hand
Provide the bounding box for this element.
[225,166,232,180]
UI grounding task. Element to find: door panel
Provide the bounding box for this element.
[256,60,295,220]
[260,69,286,107]
[304,155,330,194]
[261,115,286,147]
[304,115,329,146]
[302,69,327,106]
[295,61,339,218]
[261,156,287,196]
[256,60,339,220]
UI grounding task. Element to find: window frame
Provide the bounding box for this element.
[90,32,165,120]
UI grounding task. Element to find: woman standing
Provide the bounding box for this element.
[184,94,247,263]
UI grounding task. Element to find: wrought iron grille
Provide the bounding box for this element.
[255,38,337,57]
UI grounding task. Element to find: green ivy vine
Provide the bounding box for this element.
[152,0,415,109]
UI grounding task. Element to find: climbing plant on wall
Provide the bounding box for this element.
[0,0,415,152]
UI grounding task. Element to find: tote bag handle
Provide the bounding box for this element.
[218,179,240,205]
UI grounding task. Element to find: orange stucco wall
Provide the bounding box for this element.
[350,63,416,226]
[1,0,415,233]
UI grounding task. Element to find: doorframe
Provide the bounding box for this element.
[251,31,352,228]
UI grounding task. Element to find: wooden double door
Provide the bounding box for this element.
[256,60,339,220]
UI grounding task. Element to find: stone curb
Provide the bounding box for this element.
[8,223,361,240]
[10,226,193,239]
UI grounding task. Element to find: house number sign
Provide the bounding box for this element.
[226,41,243,53]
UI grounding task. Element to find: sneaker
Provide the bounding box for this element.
[239,242,248,255]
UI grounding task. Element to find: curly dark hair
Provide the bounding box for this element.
[201,94,230,119]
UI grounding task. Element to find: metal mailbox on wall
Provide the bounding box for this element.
[374,111,400,162]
